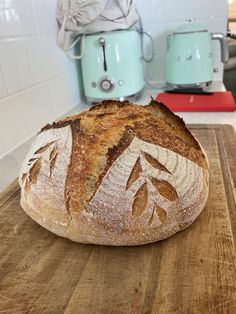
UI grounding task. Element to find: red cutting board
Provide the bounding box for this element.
[155,91,236,112]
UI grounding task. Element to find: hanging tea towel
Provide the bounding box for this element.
[56,0,139,55]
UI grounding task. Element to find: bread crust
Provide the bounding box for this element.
[19,100,209,245]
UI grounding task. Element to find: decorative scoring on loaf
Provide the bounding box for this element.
[22,142,58,192]
[148,203,167,225]
[28,158,42,185]
[19,126,73,214]
[86,137,208,232]
[149,177,178,202]
[132,182,148,217]
[124,145,179,222]
[34,141,56,154]
[49,147,58,177]
[126,157,142,190]
[27,157,37,166]
[142,151,171,174]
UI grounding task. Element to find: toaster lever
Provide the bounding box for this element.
[98,37,107,72]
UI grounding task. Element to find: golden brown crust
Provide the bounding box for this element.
[20,99,209,245]
[65,124,96,214]
[53,100,208,216]
[133,119,208,169]
[145,100,203,151]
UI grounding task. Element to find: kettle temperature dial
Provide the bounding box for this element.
[100,78,114,92]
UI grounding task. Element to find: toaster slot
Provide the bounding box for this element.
[98,37,107,72]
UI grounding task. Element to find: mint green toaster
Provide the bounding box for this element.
[80,30,144,102]
[165,22,228,87]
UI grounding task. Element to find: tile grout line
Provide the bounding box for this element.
[29,0,40,34]
[0,63,9,95]
[0,69,73,103]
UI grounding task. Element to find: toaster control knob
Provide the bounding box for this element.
[100,78,114,92]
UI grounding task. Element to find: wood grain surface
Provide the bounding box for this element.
[0,124,236,314]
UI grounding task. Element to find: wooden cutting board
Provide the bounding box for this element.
[0,124,236,314]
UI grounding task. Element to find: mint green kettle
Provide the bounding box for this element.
[165,22,229,87]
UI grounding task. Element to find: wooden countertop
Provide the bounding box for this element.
[0,124,236,314]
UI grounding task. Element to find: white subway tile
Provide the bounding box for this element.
[0,66,8,98]
[0,83,55,158]
[136,0,228,24]
[0,34,74,94]
[0,38,32,94]
[50,68,81,117]
[27,34,72,84]
[0,0,37,37]
[31,0,58,33]
[142,21,184,56]
[144,54,166,85]
[198,17,227,34]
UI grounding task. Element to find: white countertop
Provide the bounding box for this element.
[135,82,236,128]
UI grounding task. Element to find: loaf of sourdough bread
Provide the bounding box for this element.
[19,100,209,245]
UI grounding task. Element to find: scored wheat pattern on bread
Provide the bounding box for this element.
[126,151,178,223]
[21,141,58,194]
[19,126,73,238]
[87,136,207,240]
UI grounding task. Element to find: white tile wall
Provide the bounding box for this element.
[50,68,80,117]
[0,0,81,161]
[136,0,228,24]
[0,83,55,158]
[0,34,74,94]
[0,0,37,37]
[27,34,73,83]
[144,54,166,84]
[32,0,57,33]
[0,66,8,97]
[0,38,31,93]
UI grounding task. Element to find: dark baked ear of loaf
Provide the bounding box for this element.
[145,99,202,150]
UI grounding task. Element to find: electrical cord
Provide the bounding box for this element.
[136,9,163,88]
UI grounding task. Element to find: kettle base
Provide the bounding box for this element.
[166,81,211,90]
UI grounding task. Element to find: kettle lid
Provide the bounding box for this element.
[175,22,207,34]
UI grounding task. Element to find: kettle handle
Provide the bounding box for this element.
[211,33,229,63]
[139,30,155,63]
